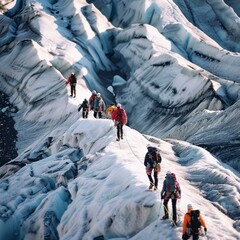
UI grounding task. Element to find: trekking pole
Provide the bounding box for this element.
[177,199,181,222]
[205,230,209,240]
[158,199,163,217]
[177,199,181,211]
[163,204,178,228]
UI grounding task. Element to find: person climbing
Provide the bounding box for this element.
[106,103,116,119]
[161,171,181,225]
[89,90,97,110]
[66,72,77,97]
[144,144,161,190]
[182,204,207,240]
[111,103,127,141]
[78,98,89,118]
[93,93,105,118]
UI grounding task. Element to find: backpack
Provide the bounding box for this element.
[166,174,177,192]
[70,75,77,84]
[189,210,201,232]
[89,95,96,109]
[82,100,89,110]
[147,148,159,162]
[116,108,124,122]
[94,97,101,110]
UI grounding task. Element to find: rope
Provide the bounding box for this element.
[125,134,144,164]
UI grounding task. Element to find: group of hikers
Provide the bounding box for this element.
[144,144,207,239]
[77,90,127,141]
[66,78,207,239]
[65,74,127,141]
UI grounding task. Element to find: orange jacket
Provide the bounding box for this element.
[106,105,116,118]
[182,209,206,234]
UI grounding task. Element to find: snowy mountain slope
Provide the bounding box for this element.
[89,0,240,81]
[0,0,239,239]
[103,2,240,171]
[172,0,240,52]
[111,23,240,171]
[0,0,240,172]
[0,0,116,152]
[0,119,239,239]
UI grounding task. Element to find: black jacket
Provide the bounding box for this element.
[78,99,89,112]
[144,147,161,168]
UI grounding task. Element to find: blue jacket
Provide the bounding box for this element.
[93,96,105,111]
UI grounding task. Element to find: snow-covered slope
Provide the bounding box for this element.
[1,0,240,171]
[0,0,239,239]
[0,120,239,239]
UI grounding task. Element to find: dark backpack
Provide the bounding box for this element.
[116,108,124,122]
[94,97,100,109]
[82,100,88,108]
[166,174,177,192]
[189,210,201,232]
[71,75,77,84]
[147,148,159,162]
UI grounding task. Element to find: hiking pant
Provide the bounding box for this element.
[94,111,102,118]
[117,124,123,139]
[192,234,199,240]
[70,84,76,97]
[147,169,158,188]
[182,233,199,240]
[163,198,177,222]
[82,111,88,119]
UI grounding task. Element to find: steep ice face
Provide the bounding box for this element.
[111,23,240,171]
[90,0,240,81]
[172,0,240,52]
[112,24,223,134]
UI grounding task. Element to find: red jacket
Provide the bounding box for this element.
[112,107,127,124]
[66,74,77,85]
[89,94,96,109]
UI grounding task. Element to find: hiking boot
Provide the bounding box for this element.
[161,215,169,220]
[121,136,123,139]
[116,138,120,141]
[148,183,154,190]
[154,186,158,191]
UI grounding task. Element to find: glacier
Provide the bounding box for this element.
[0,0,239,239]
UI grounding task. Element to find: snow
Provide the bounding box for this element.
[0,120,239,239]
[0,0,239,239]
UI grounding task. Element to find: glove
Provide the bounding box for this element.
[182,233,189,240]
[204,227,207,234]
[161,195,164,199]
